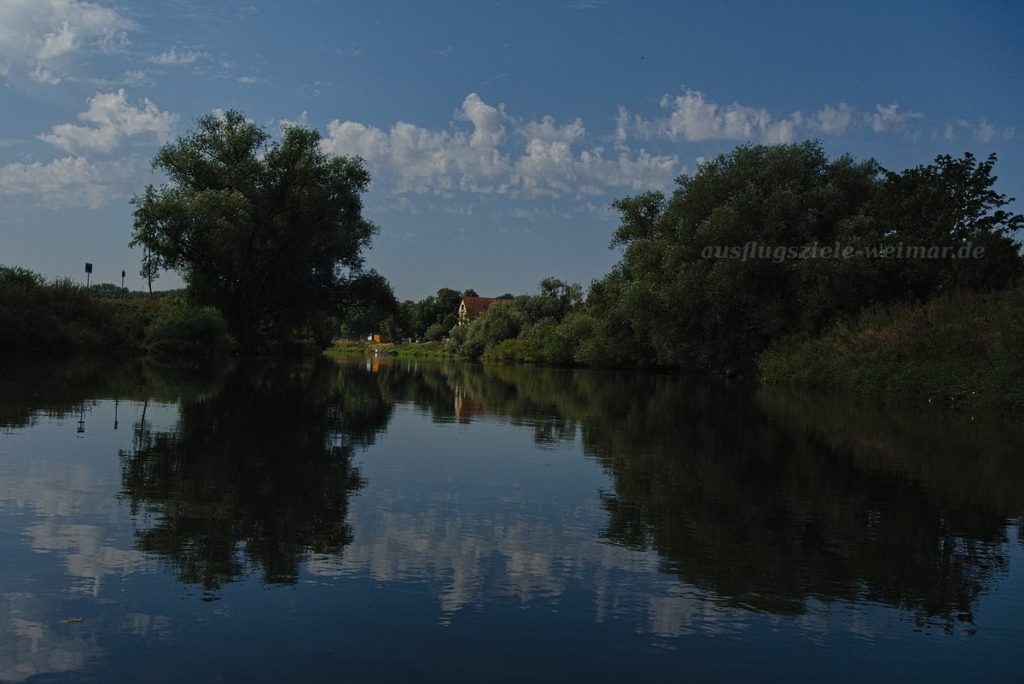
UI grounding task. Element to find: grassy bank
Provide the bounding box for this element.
[758,284,1024,413]
[326,340,453,359]
[0,266,234,356]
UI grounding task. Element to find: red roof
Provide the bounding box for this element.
[460,296,512,317]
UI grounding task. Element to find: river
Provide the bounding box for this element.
[1,355,1021,682]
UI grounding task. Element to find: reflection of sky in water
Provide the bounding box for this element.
[309,408,732,635]
[0,400,177,681]
[1,385,1022,682]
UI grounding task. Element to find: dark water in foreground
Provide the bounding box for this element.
[0,356,1022,683]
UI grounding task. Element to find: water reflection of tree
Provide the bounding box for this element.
[362,358,1024,631]
[120,359,392,589]
[584,379,1021,630]
[0,355,224,431]
[374,360,581,442]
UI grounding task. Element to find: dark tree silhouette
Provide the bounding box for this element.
[120,359,392,589]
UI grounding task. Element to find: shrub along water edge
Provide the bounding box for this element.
[0,266,234,357]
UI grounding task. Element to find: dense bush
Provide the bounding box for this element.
[0,266,141,352]
[450,280,591,365]
[424,322,449,341]
[483,334,545,364]
[143,298,234,357]
[456,301,524,359]
[758,284,1024,412]
[0,265,233,356]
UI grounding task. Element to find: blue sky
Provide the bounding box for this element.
[1,0,1021,300]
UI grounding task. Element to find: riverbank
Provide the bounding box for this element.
[327,340,453,359]
[326,285,1024,416]
[758,284,1024,414]
[9,262,1020,416]
[0,266,233,356]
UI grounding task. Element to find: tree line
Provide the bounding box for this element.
[446,142,1021,375]
[3,111,1020,383]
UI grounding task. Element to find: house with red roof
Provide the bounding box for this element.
[457,295,514,325]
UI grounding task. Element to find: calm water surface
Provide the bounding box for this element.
[1,356,1022,682]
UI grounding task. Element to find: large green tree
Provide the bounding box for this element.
[131,111,377,350]
[586,142,882,371]
[337,269,401,339]
[585,142,1022,372]
[873,152,1023,299]
[399,287,463,339]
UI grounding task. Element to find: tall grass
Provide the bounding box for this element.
[758,283,1024,413]
[0,265,233,356]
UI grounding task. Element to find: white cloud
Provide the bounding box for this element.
[519,115,586,143]
[623,91,950,144]
[0,0,136,84]
[512,139,677,197]
[37,20,77,60]
[320,93,679,198]
[112,69,149,87]
[30,65,61,85]
[278,111,309,130]
[319,90,1010,213]
[0,156,143,208]
[614,106,632,151]
[321,93,512,195]
[762,113,803,144]
[974,118,996,143]
[513,139,579,195]
[628,88,805,144]
[456,92,506,149]
[149,47,206,66]
[81,68,152,89]
[38,89,178,154]
[946,117,1014,144]
[868,103,924,133]
[814,103,854,135]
